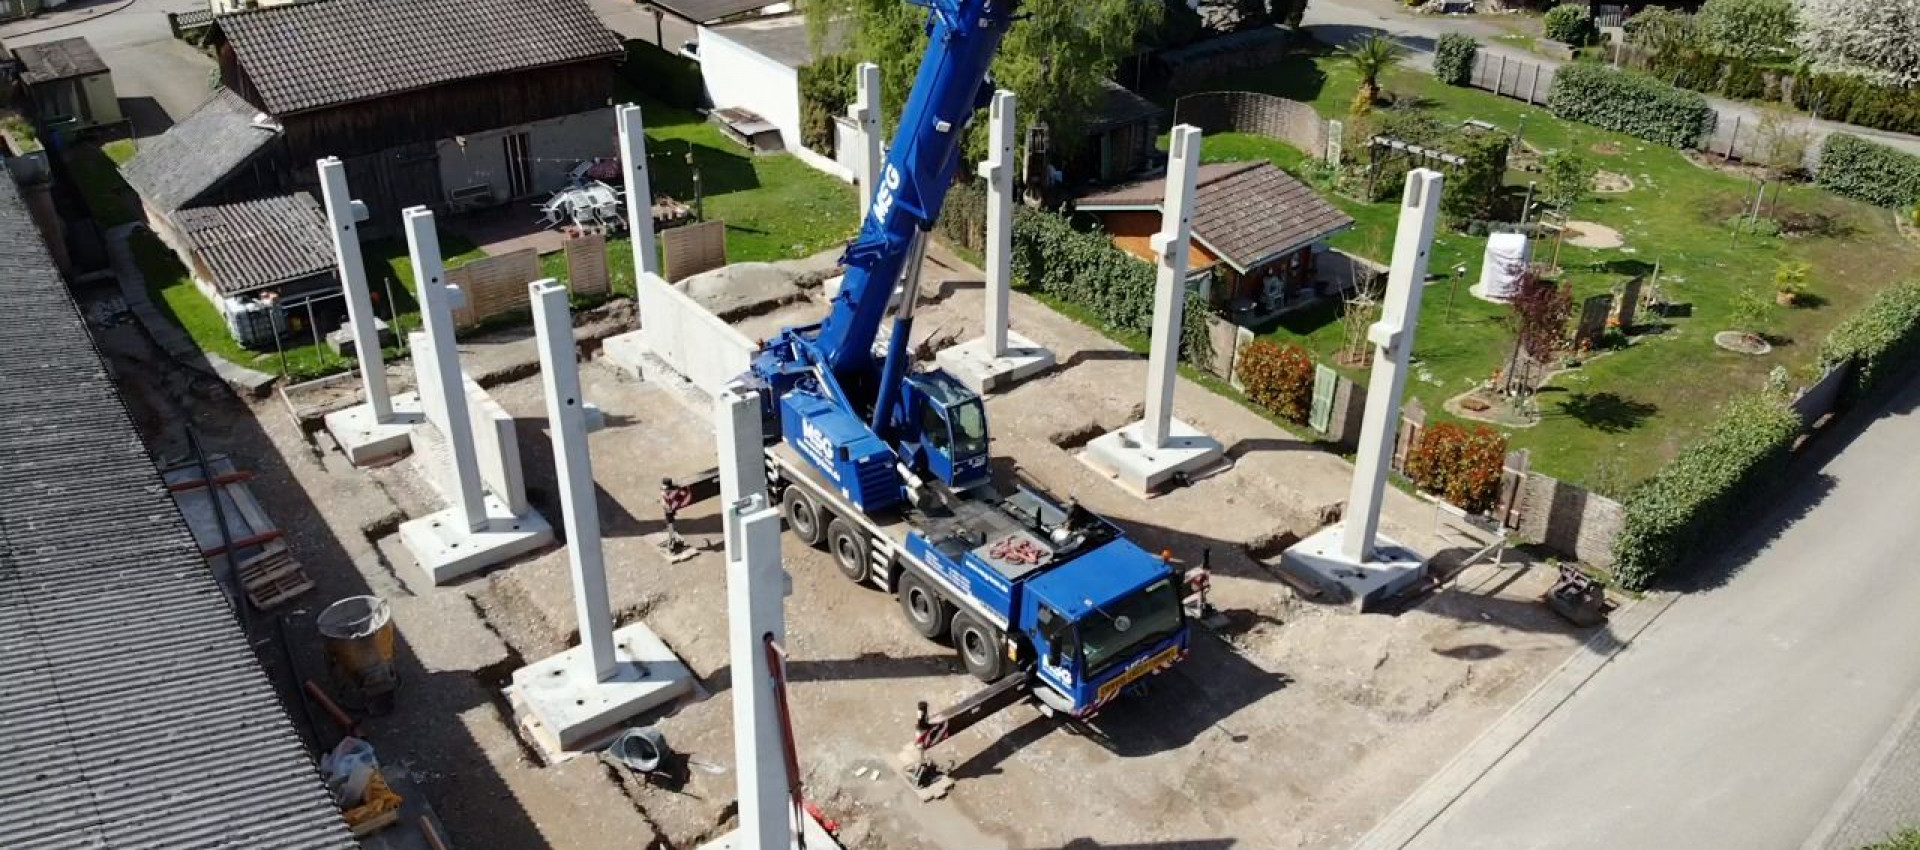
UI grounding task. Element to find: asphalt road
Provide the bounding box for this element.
[1394,372,1920,850]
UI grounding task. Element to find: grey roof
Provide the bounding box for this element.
[0,169,355,850]
[121,88,280,213]
[656,0,775,24]
[216,0,623,115]
[11,37,108,84]
[175,192,335,295]
[1086,79,1163,134]
[1078,161,1354,272]
[706,15,842,69]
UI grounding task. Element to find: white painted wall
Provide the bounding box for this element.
[635,271,757,395]
[697,25,802,152]
[434,108,616,205]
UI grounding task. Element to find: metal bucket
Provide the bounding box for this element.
[318,596,397,712]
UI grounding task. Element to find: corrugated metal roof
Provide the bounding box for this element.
[11,37,109,84]
[0,168,356,850]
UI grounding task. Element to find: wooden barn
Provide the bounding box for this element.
[205,0,625,232]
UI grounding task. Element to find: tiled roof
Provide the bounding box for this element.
[120,88,279,213]
[11,37,108,84]
[1078,161,1355,272]
[175,192,335,295]
[216,0,623,115]
[0,167,356,850]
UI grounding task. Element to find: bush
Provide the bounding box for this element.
[1442,132,1510,221]
[1236,340,1316,422]
[1815,134,1920,209]
[619,41,705,110]
[1010,207,1213,368]
[1610,391,1800,589]
[1820,280,1920,404]
[1696,0,1796,60]
[1403,423,1508,514]
[1434,34,1478,87]
[936,178,988,255]
[1544,3,1598,47]
[798,54,857,155]
[1790,73,1920,137]
[1547,63,1716,148]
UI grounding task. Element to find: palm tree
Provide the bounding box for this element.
[1343,34,1408,106]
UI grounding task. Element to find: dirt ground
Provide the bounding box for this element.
[83,241,1598,850]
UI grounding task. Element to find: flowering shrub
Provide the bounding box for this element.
[1403,423,1508,513]
[1235,339,1317,423]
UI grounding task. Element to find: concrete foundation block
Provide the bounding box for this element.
[1078,418,1226,497]
[602,330,651,381]
[1277,524,1428,612]
[399,494,554,585]
[508,622,695,751]
[934,332,1056,394]
[322,397,423,466]
[695,811,842,850]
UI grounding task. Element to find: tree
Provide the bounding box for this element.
[1540,150,1596,210]
[1543,3,1598,47]
[1752,105,1814,179]
[1342,34,1407,105]
[1442,132,1510,222]
[1794,0,1920,88]
[1696,0,1795,59]
[1624,6,1698,54]
[1503,273,1573,397]
[808,0,1159,165]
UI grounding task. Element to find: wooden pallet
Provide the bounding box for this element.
[238,549,314,610]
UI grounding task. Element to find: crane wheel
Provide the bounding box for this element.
[827,518,870,583]
[952,612,1008,682]
[782,488,827,549]
[897,572,953,642]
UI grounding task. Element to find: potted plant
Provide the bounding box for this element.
[1775,261,1809,306]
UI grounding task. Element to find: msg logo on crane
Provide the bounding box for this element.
[870,165,902,226]
[800,418,842,482]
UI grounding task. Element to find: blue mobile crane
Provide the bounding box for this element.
[663,0,1204,775]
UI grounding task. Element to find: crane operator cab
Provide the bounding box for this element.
[898,370,991,492]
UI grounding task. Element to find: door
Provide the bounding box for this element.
[503,131,533,198]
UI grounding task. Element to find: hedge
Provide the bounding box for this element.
[1236,340,1316,422]
[1548,63,1716,149]
[1543,4,1597,47]
[1404,423,1508,514]
[1610,391,1801,589]
[1008,204,1213,368]
[799,54,857,155]
[619,41,705,110]
[1820,280,1920,404]
[1815,133,1920,210]
[1791,73,1920,138]
[1434,34,1477,87]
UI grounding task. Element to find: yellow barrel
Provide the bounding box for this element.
[317,596,397,707]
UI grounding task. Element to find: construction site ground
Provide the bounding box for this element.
[82,242,1604,850]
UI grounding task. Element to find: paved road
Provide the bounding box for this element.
[0,0,213,136]
[1299,0,1920,158]
[1385,372,1920,850]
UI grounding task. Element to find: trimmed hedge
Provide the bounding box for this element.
[1610,391,1801,589]
[1434,34,1478,87]
[1548,63,1716,149]
[1009,206,1213,368]
[620,41,705,110]
[1815,133,1920,210]
[1820,281,1920,404]
[1791,73,1920,138]
[1236,340,1316,422]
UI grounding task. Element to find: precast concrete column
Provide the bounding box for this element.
[618,104,660,279]
[318,157,390,419]
[405,207,488,532]
[977,90,1015,357]
[532,279,615,680]
[1341,169,1444,564]
[1143,125,1203,449]
[852,62,882,221]
[717,386,790,850]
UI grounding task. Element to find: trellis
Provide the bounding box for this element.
[1365,135,1466,199]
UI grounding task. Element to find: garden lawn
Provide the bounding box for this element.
[67,143,138,226]
[132,231,351,381]
[1166,52,1920,489]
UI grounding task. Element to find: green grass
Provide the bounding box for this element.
[1164,51,1920,488]
[66,143,137,226]
[2,113,41,152]
[1862,829,1920,850]
[102,138,136,165]
[131,231,353,381]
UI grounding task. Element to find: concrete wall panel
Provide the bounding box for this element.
[635,271,756,395]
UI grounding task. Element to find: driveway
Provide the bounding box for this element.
[1370,372,1920,849]
[1,0,218,136]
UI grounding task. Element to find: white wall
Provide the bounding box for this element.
[434,108,616,204]
[698,26,802,152]
[635,271,757,396]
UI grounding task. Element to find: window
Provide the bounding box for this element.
[1077,579,1182,675]
[950,400,987,457]
[919,402,950,452]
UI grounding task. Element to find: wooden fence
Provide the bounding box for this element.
[447,249,540,329]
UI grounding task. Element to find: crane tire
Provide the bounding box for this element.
[826,518,870,583]
[782,487,827,549]
[897,572,952,642]
[952,612,1009,682]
